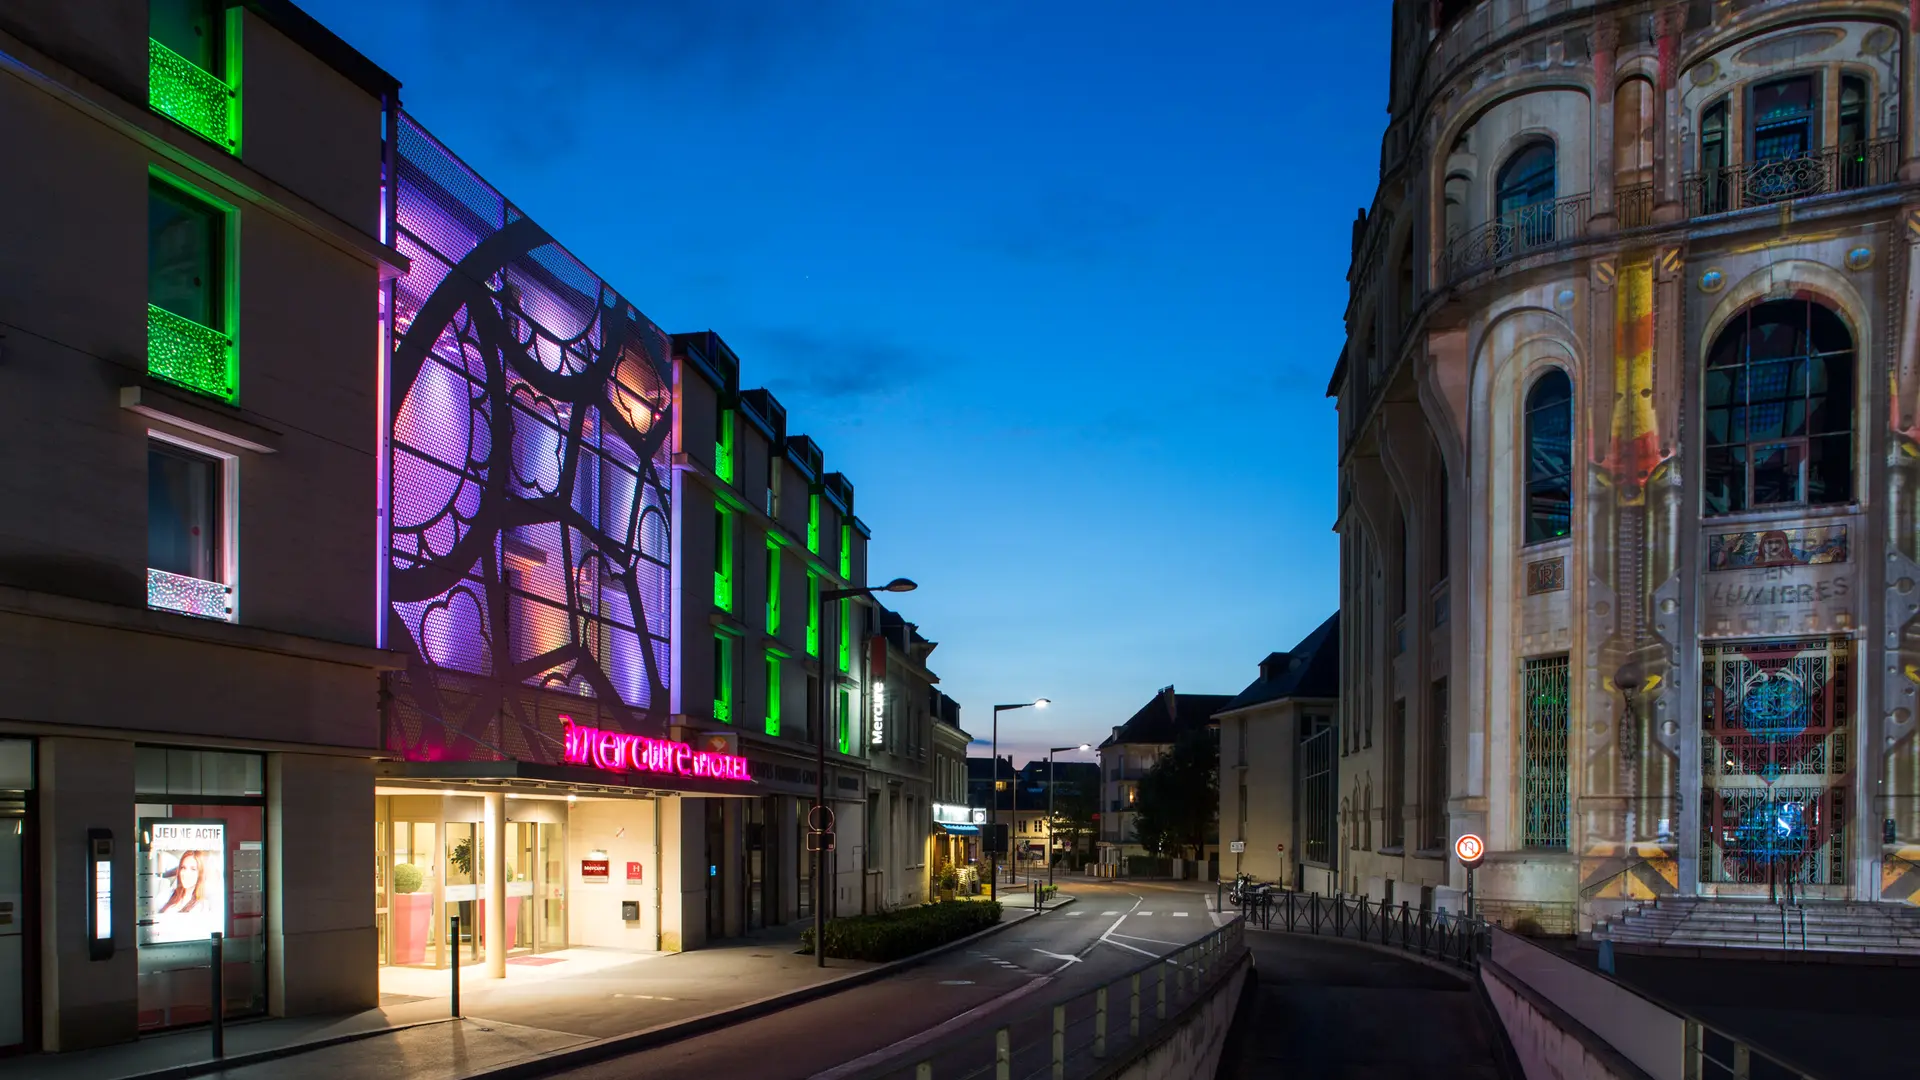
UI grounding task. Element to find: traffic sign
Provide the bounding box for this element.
[1454,833,1485,866]
[808,805,835,832]
[807,830,836,853]
[1276,843,1284,852]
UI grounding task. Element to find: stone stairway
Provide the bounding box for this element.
[1595,897,1920,955]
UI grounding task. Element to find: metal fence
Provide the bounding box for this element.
[855,917,1248,1080]
[1682,138,1899,217]
[1443,192,1591,282]
[1247,890,1487,970]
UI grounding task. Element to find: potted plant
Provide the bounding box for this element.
[390,862,432,964]
[936,865,959,902]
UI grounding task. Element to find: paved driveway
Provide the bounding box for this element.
[1220,931,1507,1080]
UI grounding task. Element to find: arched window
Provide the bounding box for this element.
[1703,299,1854,514]
[1497,141,1557,247]
[1524,369,1574,543]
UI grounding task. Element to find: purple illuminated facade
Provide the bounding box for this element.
[383,115,674,767]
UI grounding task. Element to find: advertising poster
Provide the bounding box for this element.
[141,820,226,945]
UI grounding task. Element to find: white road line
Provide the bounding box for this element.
[1172,911,1190,917]
[1137,911,1153,916]
[1067,910,1084,916]
[1032,949,1081,965]
[1101,910,1121,916]
[1098,937,1161,959]
[1109,931,1185,947]
[805,976,1055,1080]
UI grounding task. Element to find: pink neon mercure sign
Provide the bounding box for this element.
[561,717,753,782]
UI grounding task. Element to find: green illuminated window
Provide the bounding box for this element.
[838,597,852,673]
[839,523,852,579]
[148,175,236,402]
[713,634,733,724]
[765,652,781,736]
[806,572,820,657]
[765,541,781,634]
[838,688,853,754]
[713,504,734,612]
[808,493,821,554]
[716,406,735,484]
[149,0,238,152]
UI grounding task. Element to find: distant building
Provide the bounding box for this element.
[930,694,974,878]
[1215,615,1340,894]
[1096,687,1233,876]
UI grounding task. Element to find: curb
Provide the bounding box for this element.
[99,1018,458,1080]
[468,893,1079,1079]
[102,893,1081,1080]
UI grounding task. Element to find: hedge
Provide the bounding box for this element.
[800,900,1003,962]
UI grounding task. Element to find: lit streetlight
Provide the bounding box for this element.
[989,698,1048,901]
[1047,743,1092,889]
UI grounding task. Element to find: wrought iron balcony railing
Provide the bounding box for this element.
[148,568,233,621]
[1614,181,1656,230]
[148,38,237,151]
[148,304,237,402]
[1443,192,1591,282]
[1682,138,1899,217]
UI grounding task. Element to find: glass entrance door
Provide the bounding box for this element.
[536,822,567,951]
[445,822,480,964]
[388,820,441,967]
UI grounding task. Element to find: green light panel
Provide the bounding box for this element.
[714,633,733,724]
[839,523,852,579]
[838,597,851,673]
[806,572,820,657]
[713,504,734,612]
[765,652,781,736]
[716,408,735,484]
[765,541,781,635]
[148,304,236,402]
[148,38,237,151]
[808,493,821,554]
[837,688,852,754]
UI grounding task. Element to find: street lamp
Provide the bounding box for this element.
[1047,743,1092,889]
[989,698,1049,901]
[814,576,916,967]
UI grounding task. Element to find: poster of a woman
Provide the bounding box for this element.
[141,820,226,944]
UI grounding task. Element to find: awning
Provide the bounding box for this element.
[938,823,980,835]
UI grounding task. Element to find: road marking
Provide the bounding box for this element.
[1102,910,1121,916]
[1109,931,1183,947]
[1067,910,1084,916]
[1172,911,1190,917]
[1099,937,1161,959]
[939,980,974,986]
[806,976,1054,1080]
[1032,949,1081,965]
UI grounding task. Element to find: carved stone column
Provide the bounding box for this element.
[1590,17,1620,231]
[1652,5,1687,223]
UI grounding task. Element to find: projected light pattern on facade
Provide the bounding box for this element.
[385,114,673,766]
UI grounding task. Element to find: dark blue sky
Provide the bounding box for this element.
[309,0,1390,767]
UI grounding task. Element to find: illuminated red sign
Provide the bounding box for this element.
[561,717,753,782]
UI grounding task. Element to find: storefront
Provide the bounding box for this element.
[932,802,982,881]
[0,739,31,1056]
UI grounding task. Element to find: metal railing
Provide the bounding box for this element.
[1615,181,1656,230]
[1444,192,1591,282]
[850,918,1247,1080]
[1685,1016,1820,1080]
[1247,890,1487,970]
[1682,138,1899,217]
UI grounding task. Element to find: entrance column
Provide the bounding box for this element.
[484,791,506,979]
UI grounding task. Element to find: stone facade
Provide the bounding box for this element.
[1336,0,1920,925]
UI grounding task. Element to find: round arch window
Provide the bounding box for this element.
[1703,298,1854,514]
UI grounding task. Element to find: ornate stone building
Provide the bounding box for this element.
[1334,0,1920,927]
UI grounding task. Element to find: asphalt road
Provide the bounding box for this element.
[1218,931,1506,1080]
[548,880,1227,1080]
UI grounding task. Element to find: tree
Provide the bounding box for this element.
[1049,784,1098,867]
[1130,729,1218,862]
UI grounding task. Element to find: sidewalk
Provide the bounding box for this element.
[15,897,1071,1080]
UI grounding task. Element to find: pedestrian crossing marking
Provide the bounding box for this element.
[1137,911,1153,916]
[1102,910,1121,916]
[1172,911,1190,917]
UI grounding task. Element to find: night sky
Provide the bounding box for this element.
[306,1,1390,768]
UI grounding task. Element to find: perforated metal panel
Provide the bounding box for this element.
[385,114,673,766]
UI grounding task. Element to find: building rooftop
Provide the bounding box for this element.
[1098,687,1234,749]
[1214,613,1341,715]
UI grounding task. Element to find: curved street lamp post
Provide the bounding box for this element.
[989,698,1048,901]
[1047,743,1091,889]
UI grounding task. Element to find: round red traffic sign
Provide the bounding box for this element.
[808,805,835,832]
[1454,833,1485,865]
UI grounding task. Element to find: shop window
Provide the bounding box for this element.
[1524,369,1573,543]
[134,747,265,1032]
[1703,299,1854,514]
[148,175,237,401]
[148,438,233,621]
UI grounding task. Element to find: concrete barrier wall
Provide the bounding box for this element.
[1108,955,1251,1080]
[1485,930,1682,1080]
